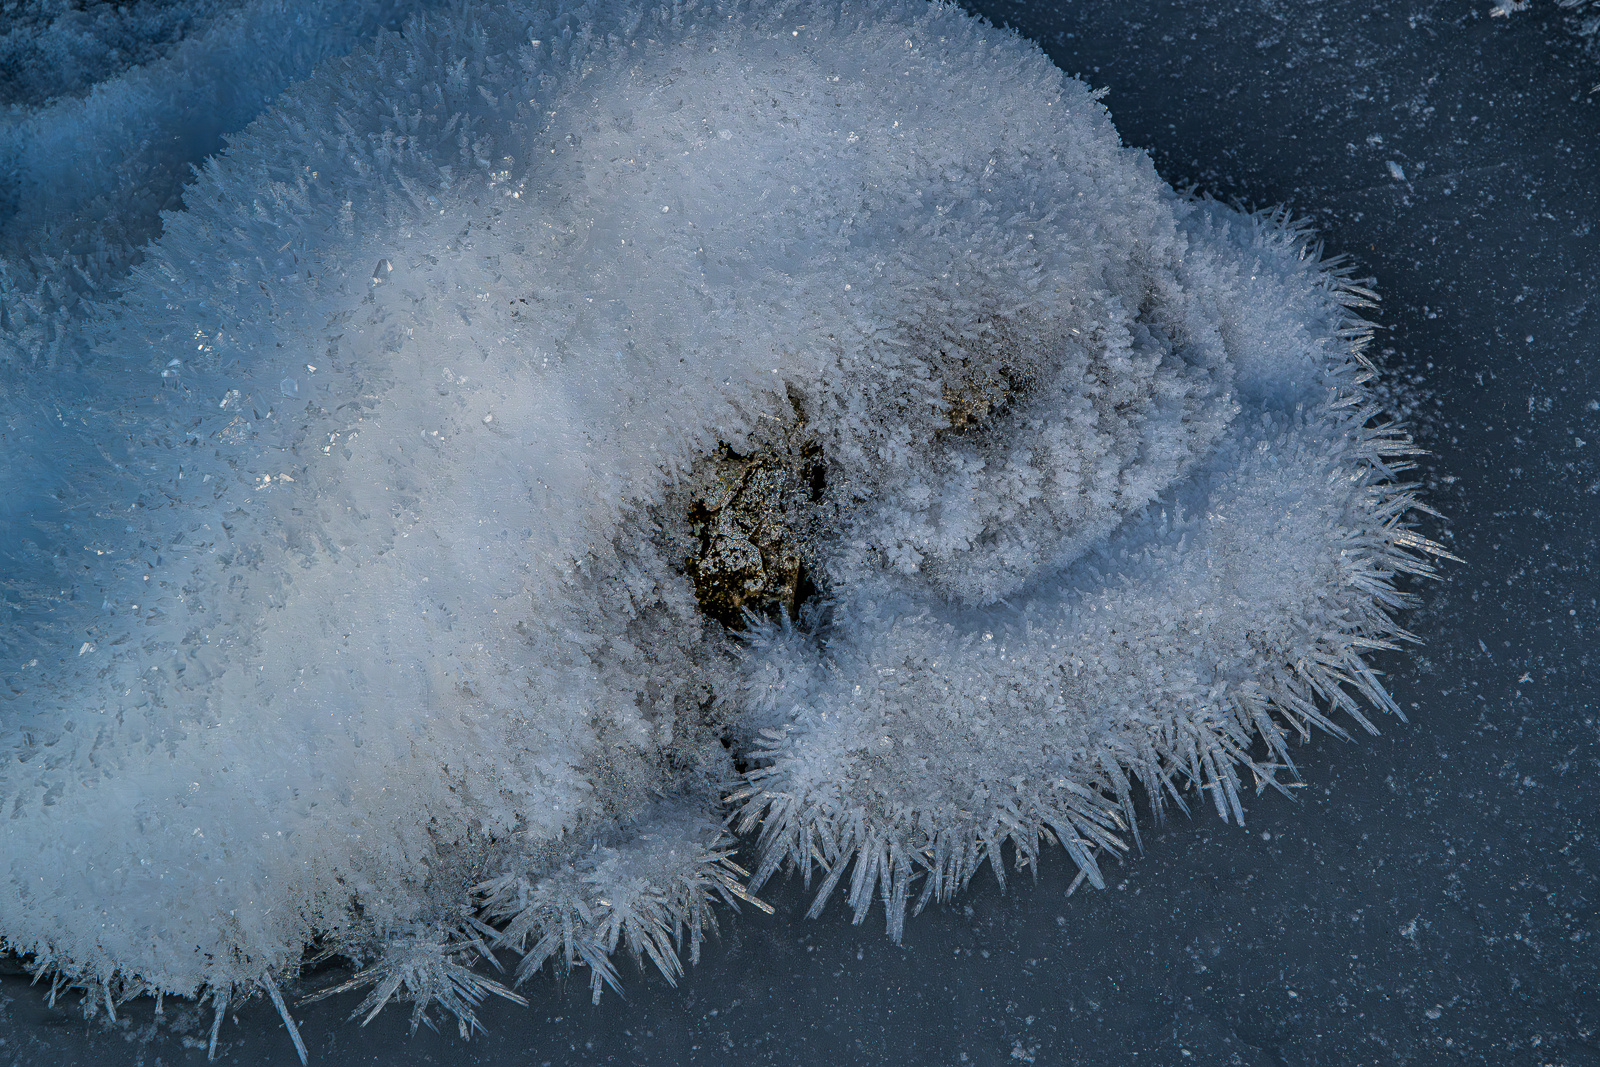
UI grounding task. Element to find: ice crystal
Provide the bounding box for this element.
[477,806,769,1002]
[1559,0,1600,38]
[300,932,524,1040]
[0,0,1446,1049]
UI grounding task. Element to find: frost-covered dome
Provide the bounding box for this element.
[0,0,1441,1047]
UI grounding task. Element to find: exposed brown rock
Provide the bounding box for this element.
[654,394,830,630]
[682,435,824,629]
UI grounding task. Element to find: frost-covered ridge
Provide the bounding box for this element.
[0,0,1444,1052]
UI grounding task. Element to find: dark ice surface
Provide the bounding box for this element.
[3,0,1597,1063]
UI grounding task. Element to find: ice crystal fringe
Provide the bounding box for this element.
[0,0,1449,1051]
[299,932,524,1041]
[476,812,771,1003]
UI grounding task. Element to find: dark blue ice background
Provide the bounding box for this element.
[2,0,1597,1063]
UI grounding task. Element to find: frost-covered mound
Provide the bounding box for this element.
[0,0,1443,1049]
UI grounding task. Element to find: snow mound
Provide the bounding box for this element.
[0,0,1444,1047]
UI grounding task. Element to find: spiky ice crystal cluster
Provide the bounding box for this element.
[0,0,1444,1050]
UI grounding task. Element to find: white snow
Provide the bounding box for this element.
[0,0,1443,1046]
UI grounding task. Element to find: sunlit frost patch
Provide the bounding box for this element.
[0,0,1446,1051]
